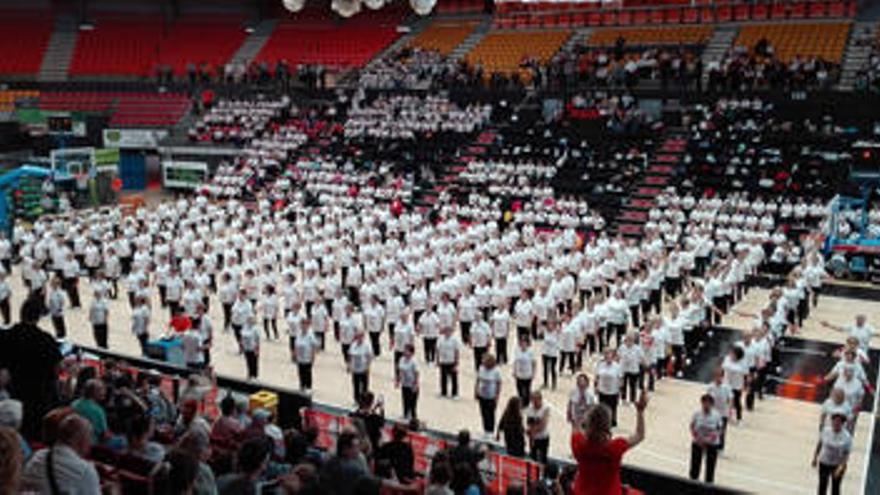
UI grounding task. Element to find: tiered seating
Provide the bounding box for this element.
[70,15,165,76]
[0,89,39,112]
[256,5,405,68]
[587,26,713,46]
[408,21,477,55]
[465,30,570,75]
[435,0,485,14]
[155,15,247,74]
[38,92,118,112]
[36,92,190,127]
[109,93,191,128]
[734,22,850,63]
[0,11,53,75]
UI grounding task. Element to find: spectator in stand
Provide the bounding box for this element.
[177,428,219,495]
[217,436,272,495]
[125,414,166,464]
[320,429,417,495]
[166,448,202,495]
[0,426,23,494]
[212,394,244,445]
[571,392,648,495]
[71,379,109,446]
[375,423,415,484]
[21,415,101,494]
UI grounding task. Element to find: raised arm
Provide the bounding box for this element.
[627,391,648,448]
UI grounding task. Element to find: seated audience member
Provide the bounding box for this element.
[175,398,211,438]
[126,414,166,464]
[0,399,31,461]
[166,448,202,495]
[21,415,101,494]
[320,429,418,495]
[0,426,24,494]
[217,436,273,495]
[177,428,218,495]
[211,395,244,445]
[72,379,109,445]
[375,423,415,483]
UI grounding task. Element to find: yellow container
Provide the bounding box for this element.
[248,390,279,418]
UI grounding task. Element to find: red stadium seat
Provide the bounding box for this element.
[790,3,806,18]
[588,12,602,26]
[716,6,732,22]
[828,2,845,17]
[752,4,768,19]
[619,11,632,25]
[734,4,750,21]
[0,11,53,75]
[634,9,648,24]
[847,1,857,17]
[602,11,618,26]
[809,2,827,18]
[665,8,681,24]
[700,7,714,22]
[650,9,664,24]
[771,3,787,19]
[683,8,698,23]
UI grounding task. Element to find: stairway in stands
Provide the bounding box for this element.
[361,16,434,73]
[39,14,77,82]
[228,19,277,68]
[614,130,687,238]
[838,21,877,90]
[448,16,492,61]
[699,24,738,86]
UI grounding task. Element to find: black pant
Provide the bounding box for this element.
[478,397,496,434]
[460,321,472,344]
[52,315,66,339]
[496,337,508,364]
[222,303,232,329]
[531,437,549,464]
[136,333,148,355]
[517,326,530,342]
[0,298,9,324]
[352,372,369,402]
[231,324,243,346]
[818,462,843,495]
[64,278,80,308]
[402,386,418,419]
[93,323,108,349]
[599,393,619,427]
[732,389,743,421]
[244,351,258,378]
[440,364,458,397]
[474,346,487,371]
[560,351,577,374]
[264,318,278,339]
[516,378,532,405]
[298,363,313,390]
[542,355,557,389]
[423,338,437,363]
[689,443,718,483]
[623,372,641,403]
[369,332,382,357]
[672,344,685,375]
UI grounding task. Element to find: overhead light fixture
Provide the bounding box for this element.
[282,0,306,13]
[409,0,436,16]
[78,20,95,31]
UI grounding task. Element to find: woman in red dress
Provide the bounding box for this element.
[570,391,648,495]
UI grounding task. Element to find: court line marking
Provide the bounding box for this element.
[860,356,880,495]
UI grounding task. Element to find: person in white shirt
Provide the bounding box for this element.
[513,337,536,405]
[396,344,420,420]
[89,289,109,349]
[524,391,551,464]
[437,326,461,398]
[689,394,724,484]
[181,325,205,370]
[821,314,876,351]
[819,388,852,433]
[542,321,561,390]
[722,346,748,423]
[47,276,68,339]
[470,316,491,371]
[418,307,440,364]
[514,290,535,342]
[230,290,253,345]
[475,353,502,438]
[706,369,732,451]
[62,252,82,309]
[618,333,645,403]
[0,271,10,325]
[338,304,360,363]
[21,415,101,495]
[595,348,623,427]
[491,304,511,364]
[567,373,596,426]
[130,296,151,355]
[364,294,386,358]
[812,413,851,495]
[347,332,374,403]
[240,316,261,380]
[261,284,280,340]
[293,319,320,391]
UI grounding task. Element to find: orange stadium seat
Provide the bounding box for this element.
[408,21,477,55]
[586,26,713,46]
[733,22,851,63]
[464,30,570,79]
[0,90,39,112]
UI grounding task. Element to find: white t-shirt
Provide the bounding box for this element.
[722,356,748,391]
[181,330,203,365]
[617,344,644,374]
[542,331,560,358]
[525,404,550,439]
[476,366,502,399]
[706,382,733,418]
[848,324,875,350]
[595,361,622,395]
[398,357,419,389]
[817,426,852,466]
[437,335,461,365]
[821,399,852,427]
[568,388,596,423]
[294,331,319,364]
[348,341,373,374]
[691,409,723,446]
[513,347,535,379]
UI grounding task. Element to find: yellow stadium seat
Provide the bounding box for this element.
[733,22,851,63]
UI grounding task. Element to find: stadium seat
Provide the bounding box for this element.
[0,11,53,75]
[70,15,166,76]
[464,30,570,79]
[733,22,851,63]
[586,26,713,46]
[734,4,750,21]
[155,15,247,75]
[408,21,477,55]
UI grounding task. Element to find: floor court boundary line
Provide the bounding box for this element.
[859,356,880,495]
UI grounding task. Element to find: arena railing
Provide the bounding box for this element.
[72,344,746,494]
